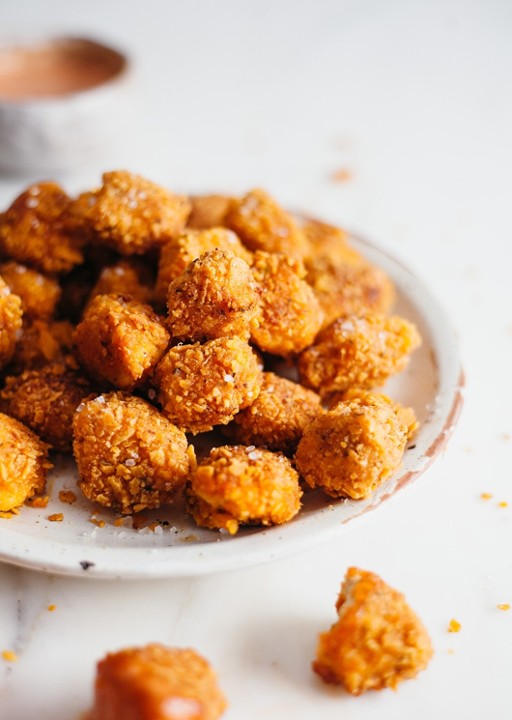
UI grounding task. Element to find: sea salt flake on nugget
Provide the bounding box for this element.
[0,276,22,371]
[313,567,433,694]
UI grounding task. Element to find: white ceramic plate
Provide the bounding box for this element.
[0,234,464,579]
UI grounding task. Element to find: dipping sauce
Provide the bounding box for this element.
[0,38,126,101]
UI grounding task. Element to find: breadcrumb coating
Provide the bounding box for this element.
[155,338,262,434]
[1,360,96,452]
[298,314,421,399]
[0,412,51,511]
[225,372,323,453]
[91,644,227,720]
[250,251,324,357]
[301,218,363,266]
[166,249,260,342]
[155,227,252,306]
[0,277,22,371]
[0,262,61,319]
[75,294,169,390]
[7,318,74,374]
[333,387,419,441]
[225,188,310,259]
[313,567,433,694]
[70,171,191,255]
[87,258,154,308]
[0,182,83,274]
[187,194,235,229]
[295,392,413,499]
[185,444,302,534]
[73,393,195,514]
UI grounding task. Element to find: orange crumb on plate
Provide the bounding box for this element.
[331,168,353,183]
[497,604,510,611]
[48,513,64,522]
[59,490,77,505]
[48,604,57,612]
[448,619,461,633]
[26,495,49,508]
[2,650,17,662]
[114,517,126,527]
[498,501,508,508]
[89,516,105,528]
[480,492,493,500]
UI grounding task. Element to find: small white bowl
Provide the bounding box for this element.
[0,35,130,175]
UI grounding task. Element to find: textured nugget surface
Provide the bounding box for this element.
[186,445,302,534]
[0,277,22,371]
[313,567,433,694]
[295,392,413,499]
[73,393,195,514]
[87,259,154,308]
[92,644,227,720]
[187,194,235,229]
[0,412,51,511]
[154,337,262,434]
[0,262,61,319]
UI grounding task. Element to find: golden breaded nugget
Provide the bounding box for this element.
[301,218,362,266]
[186,445,302,534]
[295,392,413,499]
[224,372,323,453]
[73,393,195,514]
[7,319,74,374]
[250,251,324,357]
[154,337,262,434]
[166,249,259,342]
[225,188,309,259]
[298,314,421,399]
[188,194,235,230]
[0,277,22,371]
[0,262,61,319]
[75,294,169,390]
[70,170,191,255]
[313,567,433,694]
[0,182,83,274]
[155,227,252,306]
[0,412,51,511]
[87,258,154,308]
[91,644,227,720]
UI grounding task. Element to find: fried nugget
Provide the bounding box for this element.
[0,182,83,274]
[313,567,433,694]
[87,258,154,308]
[7,318,74,374]
[0,277,22,371]
[75,294,169,390]
[0,412,51,511]
[1,360,96,452]
[70,171,191,255]
[295,392,413,499]
[186,445,302,534]
[155,227,252,306]
[301,218,363,266]
[166,249,259,342]
[188,194,235,229]
[298,314,421,399]
[73,393,195,514]
[0,261,61,320]
[224,372,323,453]
[250,251,324,357]
[91,644,227,720]
[225,188,310,259]
[154,337,262,434]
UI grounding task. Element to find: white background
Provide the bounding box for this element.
[0,1,511,718]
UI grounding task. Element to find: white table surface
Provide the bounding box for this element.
[1,1,511,718]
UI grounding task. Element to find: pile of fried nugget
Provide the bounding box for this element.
[0,170,421,532]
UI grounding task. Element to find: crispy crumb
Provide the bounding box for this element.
[480,492,493,500]
[448,619,461,633]
[48,604,57,612]
[25,495,50,508]
[48,513,64,522]
[89,516,106,528]
[331,168,353,183]
[497,604,510,611]
[59,490,77,505]
[114,517,126,527]
[2,650,17,662]
[498,501,508,508]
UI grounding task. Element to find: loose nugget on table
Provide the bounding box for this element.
[0,276,22,372]
[187,194,235,229]
[0,182,83,274]
[7,318,74,375]
[154,337,262,434]
[154,227,252,306]
[91,644,227,720]
[225,188,310,260]
[74,294,169,390]
[298,314,421,399]
[87,258,154,309]
[250,251,324,357]
[1,360,96,452]
[166,249,260,342]
[224,372,323,454]
[0,412,51,512]
[73,393,195,514]
[186,445,302,534]
[0,262,61,319]
[295,391,415,499]
[69,170,191,255]
[313,567,433,694]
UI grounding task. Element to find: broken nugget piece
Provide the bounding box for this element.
[154,337,262,434]
[298,314,421,399]
[313,567,433,694]
[224,372,323,454]
[91,644,227,720]
[0,276,22,371]
[186,445,302,534]
[70,170,191,255]
[0,412,52,512]
[0,262,61,320]
[74,294,169,390]
[166,249,260,342]
[73,393,195,514]
[295,392,414,499]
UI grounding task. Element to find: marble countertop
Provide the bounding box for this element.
[1,1,511,718]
